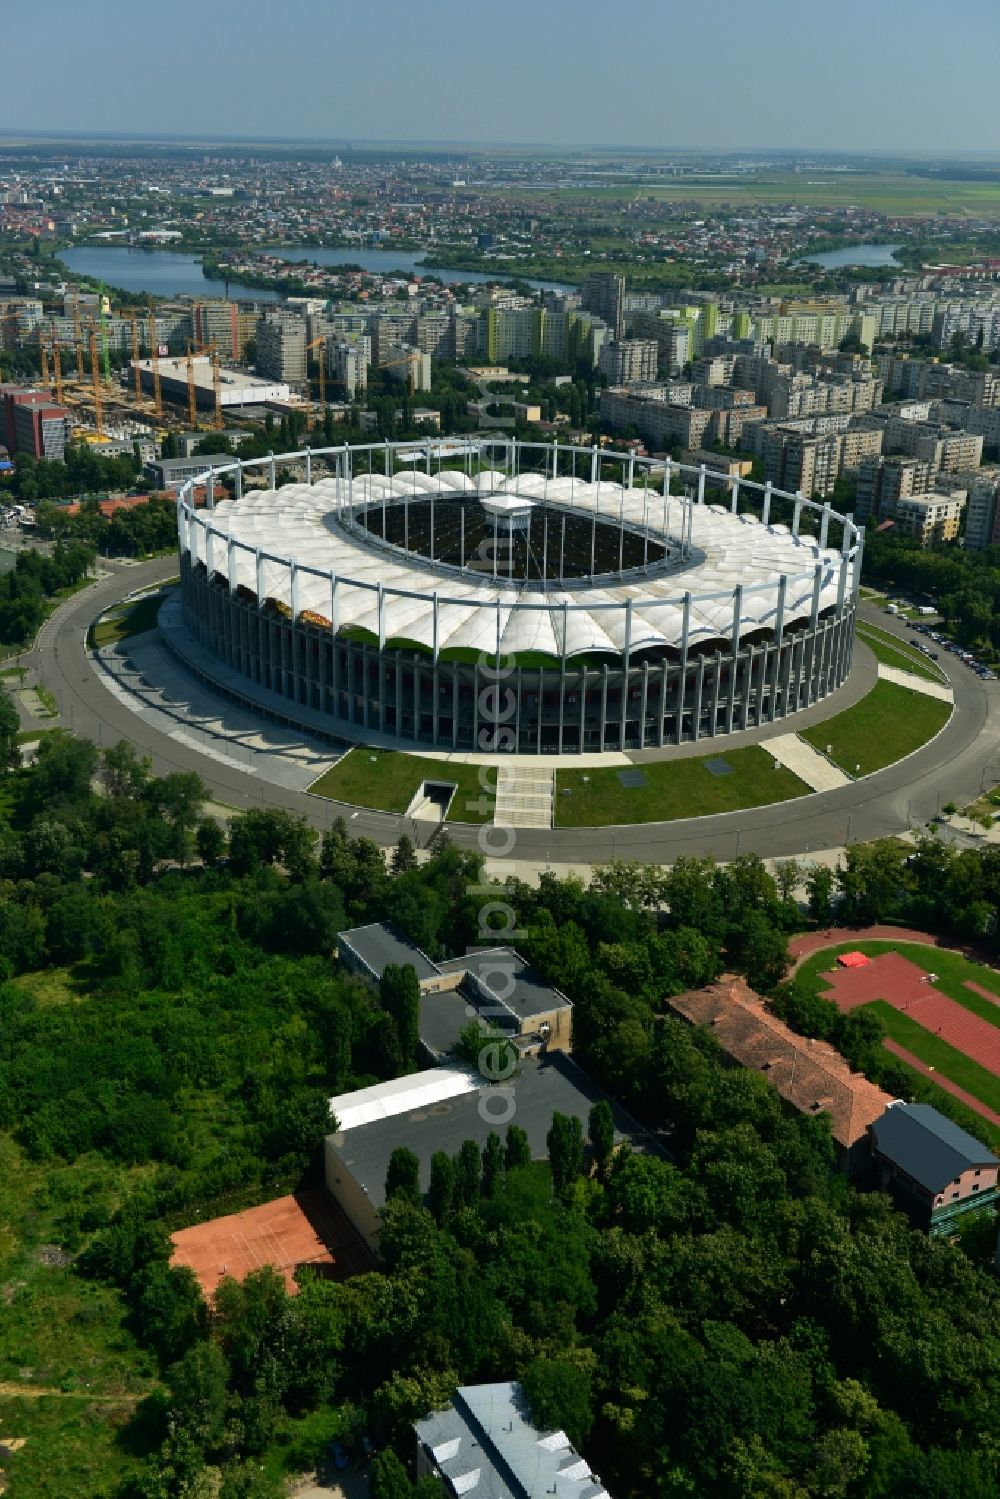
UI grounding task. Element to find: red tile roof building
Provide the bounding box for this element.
[667,977,892,1172]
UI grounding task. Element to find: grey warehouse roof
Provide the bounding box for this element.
[870,1102,998,1193]
[415,1380,609,1498]
[182,466,855,659]
[339,922,440,983]
[325,1053,647,1212]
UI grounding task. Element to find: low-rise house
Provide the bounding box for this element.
[667,978,892,1175]
[415,1380,609,1497]
[869,1102,999,1235]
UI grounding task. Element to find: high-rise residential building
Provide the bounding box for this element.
[191,301,241,360]
[255,311,307,387]
[598,339,659,384]
[964,469,1000,551]
[581,271,625,342]
[894,494,967,545]
[855,454,931,525]
[329,336,371,400]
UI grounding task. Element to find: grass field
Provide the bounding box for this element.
[856,622,947,684]
[800,679,951,776]
[507,171,1000,216]
[0,1134,156,1499]
[309,747,493,823]
[90,591,165,649]
[554,745,809,827]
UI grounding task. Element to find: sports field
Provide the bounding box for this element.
[170,1189,372,1299]
[797,939,1000,1141]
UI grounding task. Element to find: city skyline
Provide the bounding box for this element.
[3,0,998,154]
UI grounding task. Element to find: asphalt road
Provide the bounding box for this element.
[32,562,1000,864]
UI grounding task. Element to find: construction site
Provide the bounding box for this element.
[30,293,306,454]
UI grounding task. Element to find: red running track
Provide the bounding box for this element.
[820,952,1000,1078]
[883,1039,1000,1127]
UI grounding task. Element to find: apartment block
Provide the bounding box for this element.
[894,493,967,545]
[855,454,931,526]
[581,271,625,341]
[599,388,712,450]
[0,385,71,460]
[598,339,659,384]
[255,311,307,387]
[962,469,1000,551]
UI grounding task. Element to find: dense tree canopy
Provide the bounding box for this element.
[2,739,1000,1496]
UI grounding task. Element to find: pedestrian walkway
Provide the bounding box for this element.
[493,764,554,829]
[877,663,954,702]
[765,733,852,792]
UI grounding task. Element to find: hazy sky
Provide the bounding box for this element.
[3,0,998,153]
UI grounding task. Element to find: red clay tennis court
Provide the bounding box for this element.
[171,1189,373,1300]
[819,951,1000,1077]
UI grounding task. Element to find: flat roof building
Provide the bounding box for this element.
[415,1381,609,1498]
[133,357,291,412]
[893,492,966,545]
[338,923,573,1057]
[324,1054,646,1247]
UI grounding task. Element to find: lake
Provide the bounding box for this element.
[61,244,573,298]
[798,243,902,269]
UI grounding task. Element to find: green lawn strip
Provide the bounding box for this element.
[800,680,951,776]
[555,744,809,827]
[856,623,946,684]
[802,938,1000,1025]
[870,1046,1000,1151]
[862,1000,1000,1116]
[309,746,492,823]
[15,728,61,747]
[90,591,166,648]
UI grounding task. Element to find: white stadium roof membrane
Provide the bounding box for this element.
[181,460,857,660]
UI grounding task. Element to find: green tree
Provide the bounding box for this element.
[0,681,20,770]
[454,1138,481,1208]
[481,1131,505,1199]
[505,1124,531,1170]
[546,1112,584,1198]
[428,1151,455,1225]
[370,1450,412,1499]
[380,963,421,1070]
[522,1356,594,1449]
[385,1146,421,1206]
[588,1099,615,1178]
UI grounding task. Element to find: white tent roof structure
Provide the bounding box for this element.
[182,465,855,659]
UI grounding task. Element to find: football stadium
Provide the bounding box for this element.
[176,439,862,754]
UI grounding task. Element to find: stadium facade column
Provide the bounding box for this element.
[658,658,669,748]
[727,585,743,734]
[677,591,691,746]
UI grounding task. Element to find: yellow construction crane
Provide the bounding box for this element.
[306,335,327,406]
[147,309,163,421]
[52,337,64,406]
[129,313,143,409]
[185,345,198,429]
[72,296,85,380]
[39,333,49,387]
[209,341,223,430]
[89,329,104,437]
